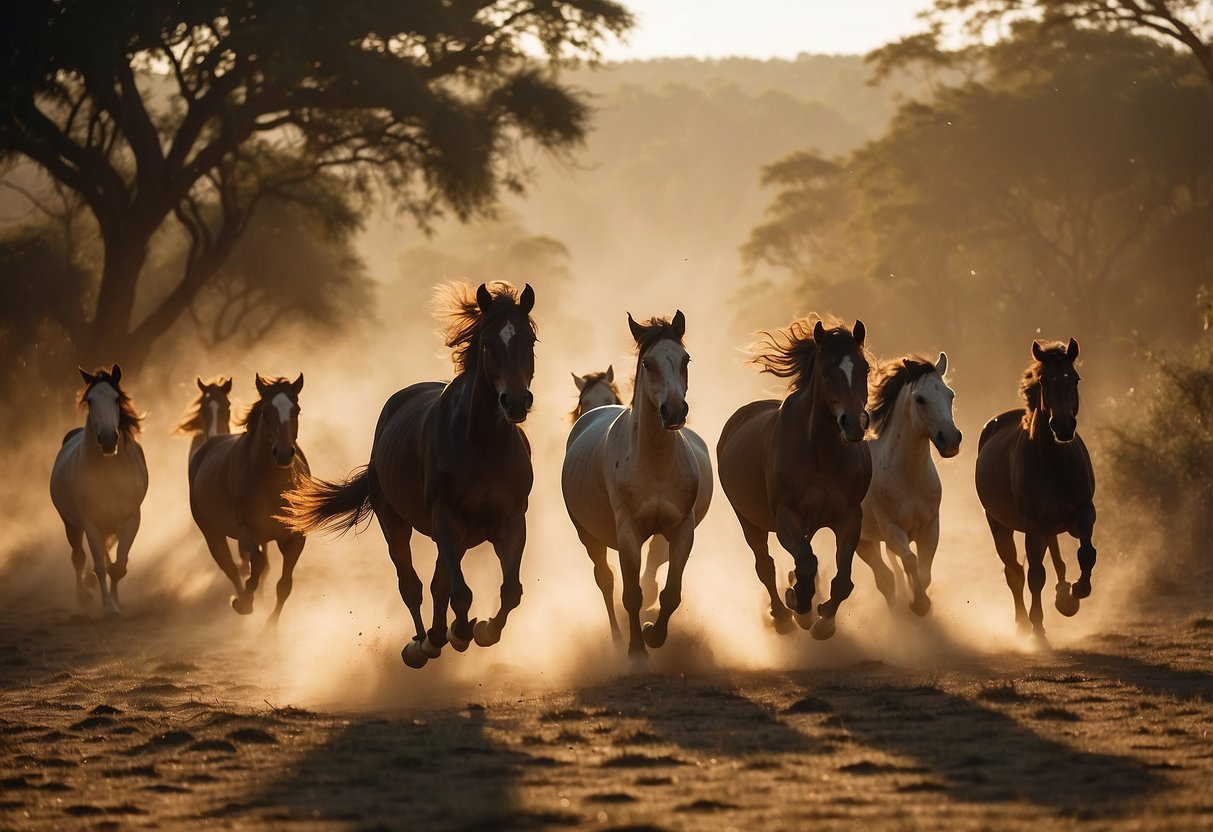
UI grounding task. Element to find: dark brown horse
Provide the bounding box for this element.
[189,374,309,624]
[975,338,1096,646]
[285,282,536,669]
[717,316,872,640]
[174,376,234,461]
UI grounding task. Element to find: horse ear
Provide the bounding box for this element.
[672,310,686,339]
[605,365,614,383]
[255,374,269,394]
[1066,337,1079,362]
[812,320,827,344]
[110,364,122,384]
[196,376,206,392]
[291,373,304,395]
[78,366,95,385]
[220,377,233,394]
[628,313,645,343]
[519,283,535,314]
[1031,340,1047,361]
[573,372,587,392]
[476,283,493,313]
[936,351,948,376]
[852,320,865,347]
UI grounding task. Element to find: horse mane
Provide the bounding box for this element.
[629,316,685,408]
[1019,341,1075,420]
[77,368,143,439]
[172,377,230,435]
[750,314,864,393]
[568,371,623,424]
[868,354,938,437]
[435,281,536,374]
[236,377,295,428]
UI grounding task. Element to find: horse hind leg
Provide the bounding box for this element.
[266,535,306,631]
[474,513,526,649]
[1049,536,1080,617]
[1024,533,1050,648]
[83,527,119,618]
[108,512,140,608]
[202,529,246,611]
[740,514,794,634]
[576,521,622,644]
[65,522,91,605]
[987,512,1029,635]
[855,538,896,610]
[1073,502,1097,600]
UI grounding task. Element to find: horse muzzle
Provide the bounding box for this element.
[272,445,297,467]
[934,429,963,458]
[837,411,868,444]
[97,432,118,456]
[659,401,689,431]
[1049,419,1077,443]
[499,390,533,424]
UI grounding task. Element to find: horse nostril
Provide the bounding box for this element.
[937,430,945,445]
[524,390,534,409]
[660,403,669,422]
[499,392,510,409]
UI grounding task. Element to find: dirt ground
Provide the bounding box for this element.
[1,579,1211,832]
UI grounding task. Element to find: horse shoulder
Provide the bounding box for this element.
[979,408,1025,451]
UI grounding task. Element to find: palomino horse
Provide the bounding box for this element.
[174,376,234,460]
[285,282,536,668]
[717,316,872,640]
[570,366,621,422]
[562,312,713,659]
[976,338,1096,645]
[855,353,961,616]
[189,374,309,624]
[50,365,148,617]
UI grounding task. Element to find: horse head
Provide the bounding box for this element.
[629,310,690,431]
[1031,338,1081,442]
[572,366,620,416]
[196,375,234,438]
[253,373,304,467]
[79,364,125,455]
[812,320,870,443]
[477,283,536,424]
[912,352,962,457]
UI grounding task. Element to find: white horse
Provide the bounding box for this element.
[50,366,149,617]
[562,312,713,659]
[855,353,961,615]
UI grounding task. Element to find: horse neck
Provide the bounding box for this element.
[779,372,847,465]
[628,373,678,465]
[876,384,931,475]
[241,413,279,476]
[1026,407,1079,460]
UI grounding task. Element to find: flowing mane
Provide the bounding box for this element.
[629,316,685,408]
[1019,341,1076,424]
[750,314,864,393]
[868,355,939,437]
[436,281,536,374]
[78,368,143,439]
[237,377,295,428]
[173,377,231,435]
[568,371,622,424]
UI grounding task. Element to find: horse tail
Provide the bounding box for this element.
[281,465,374,536]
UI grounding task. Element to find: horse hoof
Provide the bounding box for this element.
[910,596,932,617]
[102,603,122,620]
[231,596,253,615]
[1073,578,1092,600]
[628,649,650,673]
[792,607,817,630]
[810,616,836,641]
[420,636,443,659]
[1031,631,1052,651]
[402,640,429,669]
[1055,583,1080,617]
[772,613,795,635]
[447,624,471,652]
[642,622,667,649]
[473,620,500,648]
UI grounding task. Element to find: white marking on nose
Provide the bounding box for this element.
[500,321,516,347]
[272,392,292,424]
[839,356,855,386]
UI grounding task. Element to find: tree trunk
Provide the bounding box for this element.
[82,235,151,374]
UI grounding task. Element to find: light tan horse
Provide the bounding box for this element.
[173,376,234,461]
[562,313,713,660]
[188,374,309,625]
[855,353,961,616]
[569,367,621,422]
[50,365,148,617]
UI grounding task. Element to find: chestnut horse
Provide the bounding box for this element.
[174,376,234,461]
[975,338,1096,645]
[562,313,713,659]
[717,316,872,640]
[189,374,309,624]
[285,282,536,668]
[50,365,148,617]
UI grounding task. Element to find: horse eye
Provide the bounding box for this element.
[914,395,925,404]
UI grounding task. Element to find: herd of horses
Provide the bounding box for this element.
[49,281,1098,667]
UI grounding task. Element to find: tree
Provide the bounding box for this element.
[0,0,632,372]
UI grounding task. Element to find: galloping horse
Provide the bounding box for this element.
[717,316,871,640]
[174,376,233,461]
[570,367,621,422]
[855,353,961,616]
[976,338,1096,645]
[50,365,148,617]
[562,312,713,659]
[285,282,536,668]
[189,374,309,624]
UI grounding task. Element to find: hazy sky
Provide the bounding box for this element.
[603,0,932,60]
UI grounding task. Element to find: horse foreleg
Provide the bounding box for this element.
[616,523,647,660]
[83,526,119,618]
[1024,532,1049,647]
[775,508,818,629]
[812,508,860,640]
[108,511,140,607]
[1049,536,1080,617]
[642,535,669,613]
[426,560,452,654]
[738,513,792,633]
[576,522,622,644]
[642,517,694,650]
[202,529,245,608]
[434,510,473,650]
[65,522,91,605]
[855,538,896,610]
[232,530,266,615]
[885,524,930,616]
[1073,502,1097,600]
[475,513,526,649]
[267,535,305,629]
[987,512,1028,635]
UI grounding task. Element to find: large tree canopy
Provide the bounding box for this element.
[0,0,631,371]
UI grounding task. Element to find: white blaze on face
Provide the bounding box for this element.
[500,320,517,347]
[272,392,293,426]
[839,355,855,387]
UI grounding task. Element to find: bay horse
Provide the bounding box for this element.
[975,338,1096,645]
[562,312,713,659]
[174,376,234,461]
[284,282,536,668]
[855,353,961,616]
[188,374,309,625]
[717,316,871,640]
[569,366,622,423]
[50,365,148,617]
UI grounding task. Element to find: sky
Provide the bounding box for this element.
[602,0,934,60]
